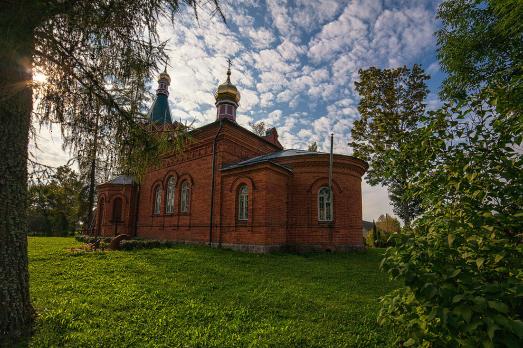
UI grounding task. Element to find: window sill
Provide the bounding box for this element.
[317,220,335,226]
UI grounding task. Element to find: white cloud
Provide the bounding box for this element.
[427,61,440,75]
[236,113,253,128]
[293,0,344,29]
[267,0,298,40]
[239,88,260,111]
[266,109,282,124]
[297,128,313,138]
[29,123,71,169]
[259,92,274,107]
[276,39,306,61]
[371,7,434,66]
[276,90,293,103]
[232,12,255,27]
[256,70,288,93]
[241,27,276,49]
[253,49,296,74]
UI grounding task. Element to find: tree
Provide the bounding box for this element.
[28,166,86,236]
[367,214,401,248]
[375,214,401,234]
[249,121,267,136]
[60,100,119,231]
[437,0,523,101]
[350,65,429,225]
[369,220,378,247]
[0,0,223,343]
[378,1,523,345]
[307,142,318,152]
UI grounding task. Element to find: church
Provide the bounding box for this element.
[93,65,368,252]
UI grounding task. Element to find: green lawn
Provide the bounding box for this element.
[28,237,399,347]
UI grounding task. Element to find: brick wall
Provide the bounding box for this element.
[96,184,137,237]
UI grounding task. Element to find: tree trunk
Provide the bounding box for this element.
[85,112,100,234]
[0,6,35,343]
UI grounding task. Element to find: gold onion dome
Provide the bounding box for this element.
[159,69,171,84]
[215,65,240,103]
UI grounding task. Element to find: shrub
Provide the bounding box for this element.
[119,239,178,250]
[74,235,112,244]
[378,90,523,346]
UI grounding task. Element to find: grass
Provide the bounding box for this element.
[28,237,399,347]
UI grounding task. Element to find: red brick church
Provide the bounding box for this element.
[93,65,368,252]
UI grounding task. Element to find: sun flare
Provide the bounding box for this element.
[33,70,47,84]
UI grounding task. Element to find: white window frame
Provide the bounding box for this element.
[180,181,190,213]
[154,186,162,215]
[165,177,176,214]
[238,185,248,221]
[318,187,333,222]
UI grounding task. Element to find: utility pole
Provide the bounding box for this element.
[328,133,333,194]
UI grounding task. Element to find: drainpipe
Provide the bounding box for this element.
[133,184,140,237]
[209,120,224,246]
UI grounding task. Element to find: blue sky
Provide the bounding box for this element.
[33,0,444,222]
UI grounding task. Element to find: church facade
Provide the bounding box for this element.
[93,66,368,252]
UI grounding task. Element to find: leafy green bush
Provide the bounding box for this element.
[73,236,179,250]
[119,239,178,250]
[373,230,396,248]
[378,90,523,346]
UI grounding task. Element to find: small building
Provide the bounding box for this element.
[93,66,368,252]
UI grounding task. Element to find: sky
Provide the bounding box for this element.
[31,0,444,222]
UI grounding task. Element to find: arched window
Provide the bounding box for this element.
[318,187,333,221]
[153,186,162,215]
[112,197,123,222]
[165,177,176,214]
[180,181,190,213]
[238,185,248,221]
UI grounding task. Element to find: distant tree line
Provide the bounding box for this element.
[365,214,401,248]
[27,166,88,236]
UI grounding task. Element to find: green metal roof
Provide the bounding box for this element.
[148,94,172,124]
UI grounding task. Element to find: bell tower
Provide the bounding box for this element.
[147,66,173,124]
[214,59,241,122]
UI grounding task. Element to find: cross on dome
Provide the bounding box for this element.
[226,58,232,84]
